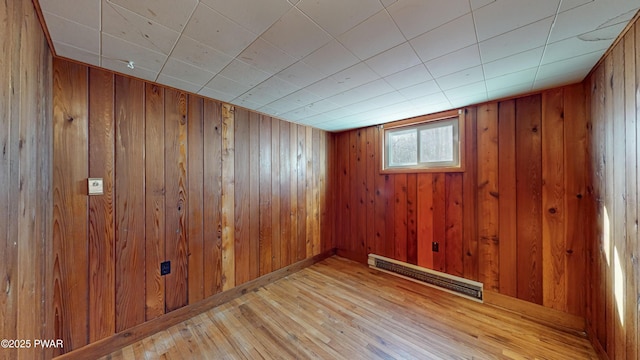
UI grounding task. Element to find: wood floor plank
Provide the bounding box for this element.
[100,256,598,360]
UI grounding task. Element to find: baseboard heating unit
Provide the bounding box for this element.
[368,254,483,302]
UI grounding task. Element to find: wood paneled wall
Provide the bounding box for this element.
[334,85,589,316]
[585,19,640,360]
[52,59,335,354]
[0,1,53,359]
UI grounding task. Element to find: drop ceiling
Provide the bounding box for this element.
[38,0,639,131]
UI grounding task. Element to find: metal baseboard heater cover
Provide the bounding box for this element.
[368,254,483,302]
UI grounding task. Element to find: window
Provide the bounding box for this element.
[382,110,464,173]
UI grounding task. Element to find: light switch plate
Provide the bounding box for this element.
[88,178,104,195]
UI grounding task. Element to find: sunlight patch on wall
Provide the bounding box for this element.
[603,206,611,265]
[613,246,624,325]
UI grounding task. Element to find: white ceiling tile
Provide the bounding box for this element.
[337,10,405,60]
[485,68,536,91]
[549,1,639,43]
[436,66,485,91]
[383,64,433,90]
[156,74,202,93]
[231,98,264,110]
[204,74,252,98]
[101,0,180,55]
[304,77,344,98]
[533,68,590,90]
[470,0,496,10]
[365,42,422,78]
[397,80,441,99]
[408,92,449,108]
[102,33,167,72]
[235,76,300,106]
[303,99,342,114]
[350,90,407,111]
[297,0,383,37]
[542,23,624,65]
[276,61,325,88]
[482,47,544,79]
[410,14,477,62]
[381,0,398,7]
[388,0,470,39]
[449,92,488,107]
[479,17,553,63]
[487,83,533,100]
[264,97,308,114]
[39,0,100,29]
[109,0,198,31]
[536,51,601,82]
[329,63,381,93]
[280,105,324,121]
[43,12,100,54]
[198,87,235,102]
[426,45,481,78]
[159,58,216,87]
[183,3,258,58]
[218,60,272,88]
[101,57,158,82]
[473,0,560,41]
[559,0,594,12]
[238,38,297,74]
[444,81,487,100]
[302,40,360,76]
[327,79,395,106]
[200,0,292,34]
[261,8,333,59]
[53,42,100,67]
[278,89,323,107]
[171,35,233,74]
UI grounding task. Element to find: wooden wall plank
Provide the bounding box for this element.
[311,128,321,256]
[462,108,478,281]
[114,75,146,331]
[432,173,446,272]
[249,112,261,279]
[164,89,188,312]
[306,126,314,257]
[394,174,408,262]
[445,173,463,277]
[259,116,273,276]
[234,108,250,285]
[407,174,418,265]
[271,120,281,270]
[187,96,204,304]
[417,174,434,269]
[144,84,165,321]
[366,127,377,256]
[541,88,567,312]
[564,84,587,318]
[289,125,298,265]
[221,104,235,291]
[355,130,367,259]
[497,100,517,297]
[320,132,332,252]
[336,132,350,254]
[603,51,615,358]
[280,121,291,267]
[515,94,543,305]
[297,124,307,262]
[477,103,499,291]
[52,59,89,351]
[203,99,222,298]
[88,68,115,341]
[374,129,388,257]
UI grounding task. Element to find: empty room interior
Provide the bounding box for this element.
[2,0,640,359]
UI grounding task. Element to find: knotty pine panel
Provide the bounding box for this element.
[334,86,588,318]
[584,18,640,358]
[51,60,334,354]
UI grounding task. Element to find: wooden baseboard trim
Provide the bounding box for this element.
[335,248,367,264]
[54,249,336,360]
[483,290,586,336]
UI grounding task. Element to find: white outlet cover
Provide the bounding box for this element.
[88,178,104,195]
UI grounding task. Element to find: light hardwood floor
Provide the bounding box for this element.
[101,256,597,359]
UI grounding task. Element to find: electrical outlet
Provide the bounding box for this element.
[160,261,171,276]
[432,242,439,252]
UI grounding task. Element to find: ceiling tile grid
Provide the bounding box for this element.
[39,0,640,131]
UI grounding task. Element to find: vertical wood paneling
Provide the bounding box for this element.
[297,124,307,262]
[445,174,463,277]
[164,89,188,312]
[114,76,146,331]
[498,100,517,297]
[320,132,331,252]
[432,173,446,272]
[259,116,273,275]
[312,128,321,256]
[306,127,314,257]
[187,96,204,304]
[289,126,298,265]
[477,103,499,290]
[88,68,115,341]
[365,127,377,256]
[271,120,281,270]
[336,132,349,253]
[374,130,389,257]
[394,174,408,262]
[53,59,89,352]
[542,88,567,312]
[203,99,222,298]
[221,104,235,291]
[234,108,250,285]
[462,108,478,281]
[144,84,165,320]
[417,174,434,269]
[355,130,367,259]
[407,174,418,265]
[280,122,291,267]
[515,95,543,305]
[249,113,261,279]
